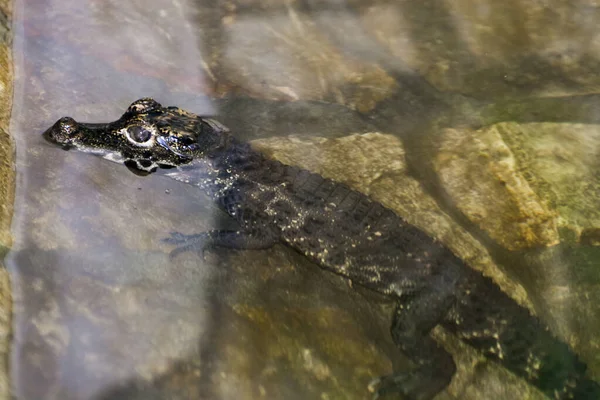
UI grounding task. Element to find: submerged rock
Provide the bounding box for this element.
[252,132,547,399]
[495,122,600,245]
[251,130,599,399]
[435,125,559,251]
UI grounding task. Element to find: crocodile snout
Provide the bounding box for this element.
[43,117,80,149]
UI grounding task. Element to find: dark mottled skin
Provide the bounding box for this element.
[44,98,600,399]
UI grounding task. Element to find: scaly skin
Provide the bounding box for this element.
[44,98,600,399]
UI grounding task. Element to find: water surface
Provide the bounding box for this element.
[6,1,600,399]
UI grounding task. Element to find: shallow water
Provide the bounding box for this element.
[8,1,223,399]
[5,0,600,399]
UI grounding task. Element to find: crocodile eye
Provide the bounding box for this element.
[127,98,161,114]
[127,125,152,143]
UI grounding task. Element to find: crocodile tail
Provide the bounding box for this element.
[443,272,599,399]
[518,327,600,399]
[572,378,600,399]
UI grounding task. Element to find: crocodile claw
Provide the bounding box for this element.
[163,231,210,260]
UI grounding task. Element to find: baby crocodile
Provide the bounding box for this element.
[44,98,600,399]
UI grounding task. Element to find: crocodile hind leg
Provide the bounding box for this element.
[372,273,459,400]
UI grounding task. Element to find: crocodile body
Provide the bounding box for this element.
[44,98,600,399]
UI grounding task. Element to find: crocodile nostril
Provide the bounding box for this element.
[56,117,78,135]
[43,116,79,147]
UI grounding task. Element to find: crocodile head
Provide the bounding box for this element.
[43,98,230,175]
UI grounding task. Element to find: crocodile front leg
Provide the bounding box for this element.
[164,229,279,258]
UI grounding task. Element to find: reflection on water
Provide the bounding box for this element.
[5,0,600,399]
